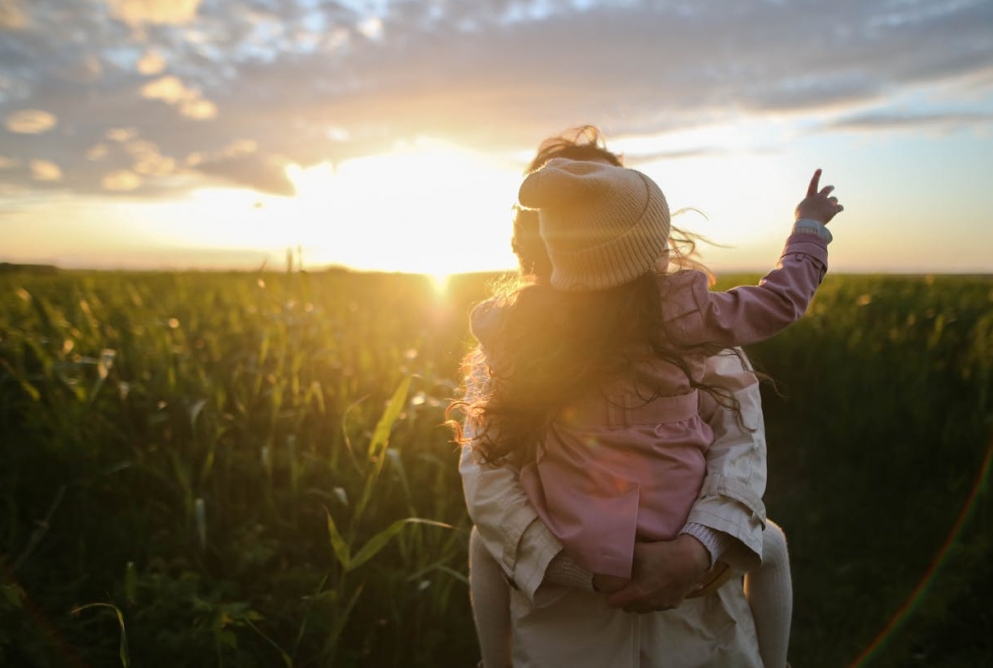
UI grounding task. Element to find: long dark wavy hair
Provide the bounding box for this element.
[450,126,749,467]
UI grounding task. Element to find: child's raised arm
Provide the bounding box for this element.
[795,168,844,225]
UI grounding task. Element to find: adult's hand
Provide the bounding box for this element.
[592,572,629,594]
[605,534,710,614]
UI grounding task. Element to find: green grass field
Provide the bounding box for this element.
[1,269,991,667]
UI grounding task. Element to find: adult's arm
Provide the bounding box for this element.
[683,349,768,573]
[459,439,566,601]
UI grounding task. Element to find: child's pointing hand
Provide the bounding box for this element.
[795,168,844,225]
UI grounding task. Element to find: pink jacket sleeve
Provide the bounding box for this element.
[665,232,829,348]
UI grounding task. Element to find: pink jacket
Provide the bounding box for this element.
[472,227,829,578]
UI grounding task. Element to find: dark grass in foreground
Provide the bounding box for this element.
[0,269,991,667]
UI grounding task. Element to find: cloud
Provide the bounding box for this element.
[86,143,109,160]
[105,0,202,26]
[824,110,993,134]
[30,159,61,181]
[356,16,384,41]
[140,76,217,119]
[107,128,138,142]
[195,154,295,196]
[222,139,258,157]
[102,169,142,191]
[180,98,218,120]
[1,0,991,201]
[124,139,176,176]
[141,76,191,105]
[137,50,167,75]
[0,0,30,30]
[5,109,57,134]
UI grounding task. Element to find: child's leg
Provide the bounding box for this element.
[469,526,512,668]
[744,520,793,668]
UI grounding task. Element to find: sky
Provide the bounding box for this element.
[1,0,992,275]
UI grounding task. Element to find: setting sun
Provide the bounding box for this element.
[283,140,522,274]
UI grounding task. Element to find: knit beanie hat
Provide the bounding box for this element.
[517,158,670,291]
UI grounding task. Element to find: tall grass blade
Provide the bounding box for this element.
[245,619,294,668]
[355,376,410,522]
[324,506,350,571]
[349,517,451,572]
[323,584,364,661]
[72,602,130,668]
[124,562,137,606]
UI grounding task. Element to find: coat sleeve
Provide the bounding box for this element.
[669,231,829,348]
[684,350,768,571]
[460,415,565,601]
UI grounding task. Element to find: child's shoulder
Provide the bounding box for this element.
[654,269,710,295]
[654,270,713,319]
[656,268,708,284]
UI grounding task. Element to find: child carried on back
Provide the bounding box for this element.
[464,158,843,668]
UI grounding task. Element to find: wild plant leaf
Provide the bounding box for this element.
[72,603,130,668]
[384,448,415,515]
[195,498,207,551]
[349,518,451,572]
[124,562,137,605]
[1,583,25,608]
[324,507,350,570]
[246,619,294,668]
[339,395,368,474]
[323,584,364,658]
[355,376,410,522]
[189,398,207,430]
[167,450,193,509]
[0,357,40,401]
[433,564,470,586]
[199,448,216,487]
[19,378,40,401]
[307,380,325,414]
[27,291,54,333]
[302,588,339,604]
[368,376,411,463]
[406,560,468,585]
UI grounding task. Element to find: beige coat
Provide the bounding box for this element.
[460,352,768,667]
[509,579,762,667]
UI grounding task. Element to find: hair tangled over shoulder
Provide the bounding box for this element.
[450,277,749,467]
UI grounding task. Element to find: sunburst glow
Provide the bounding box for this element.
[284,139,522,274]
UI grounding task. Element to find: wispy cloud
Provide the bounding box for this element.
[1,0,991,199]
[824,109,993,134]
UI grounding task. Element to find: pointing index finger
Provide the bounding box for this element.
[807,169,822,198]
